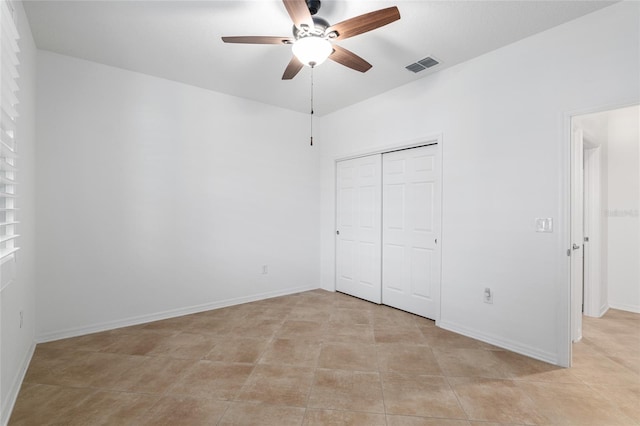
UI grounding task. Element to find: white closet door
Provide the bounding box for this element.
[382,145,441,319]
[336,154,382,303]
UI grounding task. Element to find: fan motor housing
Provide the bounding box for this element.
[293,16,330,39]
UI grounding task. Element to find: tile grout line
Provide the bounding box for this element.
[223,304,287,417]
[373,329,391,426]
[300,309,327,425]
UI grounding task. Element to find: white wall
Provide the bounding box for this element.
[0,1,37,423]
[36,51,320,340]
[607,106,640,312]
[319,2,639,366]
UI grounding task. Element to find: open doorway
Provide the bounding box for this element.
[570,104,640,355]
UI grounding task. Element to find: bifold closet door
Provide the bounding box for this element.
[335,154,382,304]
[382,145,440,319]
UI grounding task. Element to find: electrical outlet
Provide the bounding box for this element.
[484,288,493,304]
[19,310,23,328]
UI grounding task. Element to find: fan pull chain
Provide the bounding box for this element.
[310,66,314,146]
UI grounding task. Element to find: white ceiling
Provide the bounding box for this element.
[23,0,617,116]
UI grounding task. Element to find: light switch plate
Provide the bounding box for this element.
[535,218,553,233]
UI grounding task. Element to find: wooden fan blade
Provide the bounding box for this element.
[329,45,372,73]
[282,56,304,80]
[325,6,400,41]
[283,0,314,29]
[221,36,293,45]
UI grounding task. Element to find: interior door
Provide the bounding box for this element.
[382,145,441,319]
[335,154,382,303]
[571,127,584,342]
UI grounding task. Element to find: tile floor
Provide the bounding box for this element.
[9,290,640,425]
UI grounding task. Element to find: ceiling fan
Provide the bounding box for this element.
[221,0,401,80]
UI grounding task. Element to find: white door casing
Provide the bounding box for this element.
[382,145,441,319]
[335,154,382,304]
[571,127,584,342]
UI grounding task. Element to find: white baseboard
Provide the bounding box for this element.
[36,285,316,343]
[438,320,559,366]
[1,342,36,426]
[598,304,610,317]
[608,302,640,314]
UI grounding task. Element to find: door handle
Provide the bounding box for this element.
[572,243,581,250]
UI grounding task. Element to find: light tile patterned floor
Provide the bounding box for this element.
[9,290,640,425]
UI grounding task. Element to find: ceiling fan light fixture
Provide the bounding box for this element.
[292,36,332,67]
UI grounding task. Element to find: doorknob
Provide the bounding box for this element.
[572,243,581,250]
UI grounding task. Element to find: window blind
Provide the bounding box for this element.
[0,0,20,261]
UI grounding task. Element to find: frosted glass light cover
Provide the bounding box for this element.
[292,37,332,67]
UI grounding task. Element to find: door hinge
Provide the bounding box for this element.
[567,249,571,256]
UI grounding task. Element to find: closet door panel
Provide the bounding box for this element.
[382,145,440,319]
[336,155,382,303]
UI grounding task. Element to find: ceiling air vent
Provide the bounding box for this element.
[405,56,440,73]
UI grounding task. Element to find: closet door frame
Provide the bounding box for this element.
[333,134,443,321]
